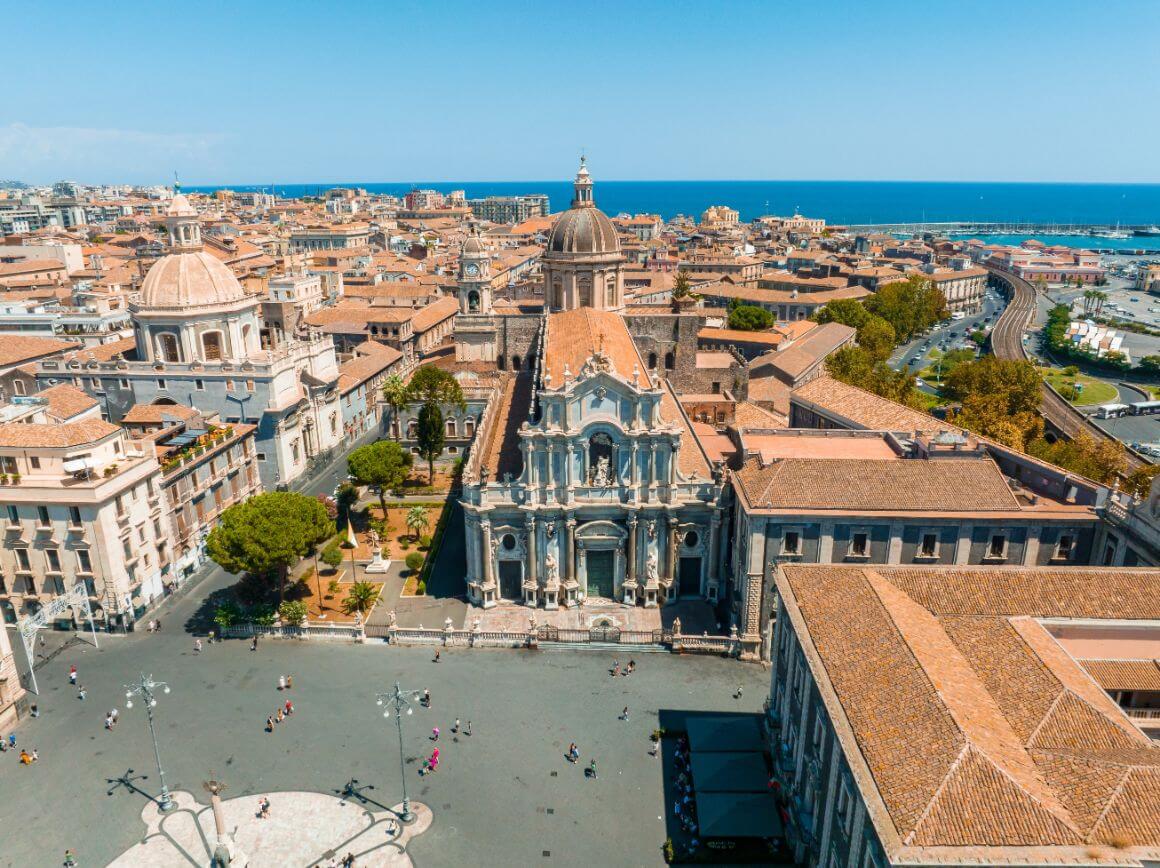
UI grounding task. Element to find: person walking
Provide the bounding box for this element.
[286,674,293,690]
[68,665,77,685]
[431,727,440,742]
[433,650,440,663]
[734,685,743,700]
[611,659,620,677]
[194,639,202,654]
[265,715,275,733]
[278,675,286,691]
[627,660,635,675]
[250,636,258,652]
[567,742,578,763]
[621,706,629,722]
[284,699,294,716]
[7,733,15,749]
[29,703,39,718]
[422,688,431,708]
[104,714,113,731]
[64,849,77,867]
[77,685,87,701]
[276,707,285,724]
[452,718,460,734]
[588,758,598,780]
[464,720,472,736]
[110,708,119,727]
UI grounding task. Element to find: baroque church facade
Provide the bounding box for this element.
[36,193,344,489]
[459,162,730,613]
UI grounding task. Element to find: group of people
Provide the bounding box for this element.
[104,708,120,731]
[672,736,699,836]
[610,659,636,678]
[145,619,163,633]
[266,699,295,733]
[2,733,39,765]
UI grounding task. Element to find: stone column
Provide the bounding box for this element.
[630,440,640,489]
[708,512,720,583]
[648,440,656,490]
[481,518,494,588]
[527,515,538,586]
[627,516,638,582]
[667,439,677,486]
[666,517,679,588]
[565,516,576,583]
[527,440,537,487]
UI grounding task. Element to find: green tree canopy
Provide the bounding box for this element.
[416,402,445,484]
[406,505,427,540]
[726,304,774,331]
[856,315,896,362]
[381,373,409,438]
[864,275,948,341]
[943,356,1044,449]
[1028,432,1127,485]
[825,346,923,408]
[672,269,693,299]
[406,365,466,410]
[347,440,412,517]
[207,491,334,602]
[814,298,871,330]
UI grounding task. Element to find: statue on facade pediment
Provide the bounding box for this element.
[646,552,658,583]
[545,552,559,583]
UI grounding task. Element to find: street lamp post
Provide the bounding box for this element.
[375,681,421,823]
[124,672,175,813]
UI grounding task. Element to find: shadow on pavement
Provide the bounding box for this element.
[422,499,467,600]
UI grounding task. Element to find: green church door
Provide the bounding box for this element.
[586,550,615,599]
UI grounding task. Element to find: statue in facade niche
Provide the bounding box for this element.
[592,455,612,487]
[545,520,556,540]
[646,552,658,583]
[648,519,657,541]
[545,552,559,583]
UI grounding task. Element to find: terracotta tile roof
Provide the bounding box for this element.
[543,308,646,386]
[0,418,120,448]
[63,336,137,363]
[736,456,1019,512]
[660,382,712,480]
[478,373,531,482]
[1080,660,1160,692]
[409,296,459,333]
[35,383,99,421]
[0,335,81,368]
[122,403,199,424]
[778,565,1160,857]
[337,344,402,394]
[792,375,946,434]
[733,401,786,429]
[750,322,855,383]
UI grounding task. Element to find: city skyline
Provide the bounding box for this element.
[4,0,1160,185]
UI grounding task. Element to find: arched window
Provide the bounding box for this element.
[648,352,657,370]
[512,355,521,370]
[467,290,480,312]
[497,355,506,370]
[202,331,224,361]
[157,333,180,363]
[446,419,457,437]
[664,351,675,370]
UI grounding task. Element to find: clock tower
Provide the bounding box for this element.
[454,229,499,363]
[457,230,492,315]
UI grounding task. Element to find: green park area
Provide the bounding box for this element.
[1039,367,1119,406]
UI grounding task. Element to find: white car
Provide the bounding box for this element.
[915,377,926,387]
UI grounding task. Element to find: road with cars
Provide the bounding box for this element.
[888,291,1006,391]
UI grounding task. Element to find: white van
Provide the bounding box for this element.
[951,311,966,320]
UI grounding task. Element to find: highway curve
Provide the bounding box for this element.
[984,266,1149,473]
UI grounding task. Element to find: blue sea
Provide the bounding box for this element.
[188,180,1160,228]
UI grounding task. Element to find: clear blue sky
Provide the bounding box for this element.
[3,0,1158,185]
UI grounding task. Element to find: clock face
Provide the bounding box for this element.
[465,263,479,277]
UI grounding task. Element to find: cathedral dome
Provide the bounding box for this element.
[139,251,249,310]
[544,157,622,257]
[546,207,621,255]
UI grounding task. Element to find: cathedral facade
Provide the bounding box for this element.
[459,163,729,612]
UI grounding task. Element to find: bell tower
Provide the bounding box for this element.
[457,229,492,315]
[454,228,498,363]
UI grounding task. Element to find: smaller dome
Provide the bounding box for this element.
[139,251,249,310]
[167,193,196,217]
[546,207,621,255]
[463,233,485,256]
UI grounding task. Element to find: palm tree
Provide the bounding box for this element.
[1093,290,1108,316]
[342,580,379,616]
[381,374,409,440]
[406,505,427,542]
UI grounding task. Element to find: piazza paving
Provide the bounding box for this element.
[0,567,769,867]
